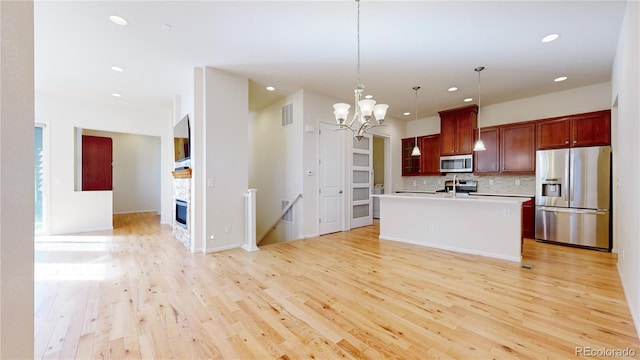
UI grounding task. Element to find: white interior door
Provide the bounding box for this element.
[351,134,373,229]
[319,123,343,235]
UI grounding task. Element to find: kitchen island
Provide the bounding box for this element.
[375,193,528,262]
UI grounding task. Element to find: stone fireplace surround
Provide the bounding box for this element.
[172,169,191,249]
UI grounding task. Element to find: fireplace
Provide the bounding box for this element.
[175,199,188,229]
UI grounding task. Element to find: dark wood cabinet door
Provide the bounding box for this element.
[474,126,500,173]
[82,135,113,191]
[571,110,611,147]
[501,123,536,174]
[439,104,477,156]
[536,118,571,149]
[455,114,475,154]
[522,198,535,239]
[401,137,421,176]
[420,135,441,175]
[439,117,456,156]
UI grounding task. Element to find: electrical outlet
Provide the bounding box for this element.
[489,179,494,186]
[515,179,521,186]
[423,180,427,185]
[225,224,231,233]
[503,209,511,217]
[412,180,417,187]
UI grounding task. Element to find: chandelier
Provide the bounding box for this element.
[473,66,487,151]
[333,0,388,143]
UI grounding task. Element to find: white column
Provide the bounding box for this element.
[242,189,259,251]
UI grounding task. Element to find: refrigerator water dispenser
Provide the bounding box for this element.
[541,182,562,197]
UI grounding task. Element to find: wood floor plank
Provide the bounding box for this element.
[34,212,640,359]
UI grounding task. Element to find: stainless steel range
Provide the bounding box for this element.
[436,179,478,194]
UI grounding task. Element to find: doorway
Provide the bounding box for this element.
[34,124,47,234]
[372,135,385,219]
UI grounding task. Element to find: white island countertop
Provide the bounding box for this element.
[374,193,527,262]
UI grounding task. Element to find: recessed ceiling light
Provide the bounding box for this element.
[403,112,411,116]
[365,95,373,99]
[111,93,123,98]
[464,97,473,102]
[448,87,458,92]
[554,76,568,82]
[265,86,275,91]
[162,24,172,32]
[109,15,128,26]
[111,66,124,72]
[542,33,560,43]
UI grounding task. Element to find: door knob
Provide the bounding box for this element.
[339,190,343,194]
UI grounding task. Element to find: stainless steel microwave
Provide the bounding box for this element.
[440,154,473,173]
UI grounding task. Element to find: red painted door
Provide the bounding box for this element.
[82,135,113,191]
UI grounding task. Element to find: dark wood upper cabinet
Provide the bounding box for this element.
[537,110,610,149]
[401,135,441,176]
[474,126,500,174]
[571,110,611,147]
[401,137,421,176]
[439,105,478,156]
[536,117,571,149]
[420,135,441,175]
[501,122,536,174]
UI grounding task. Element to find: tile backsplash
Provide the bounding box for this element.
[399,173,536,196]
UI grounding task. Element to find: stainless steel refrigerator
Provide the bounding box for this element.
[535,146,611,250]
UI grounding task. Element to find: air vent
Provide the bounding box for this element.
[281,200,293,223]
[282,103,293,127]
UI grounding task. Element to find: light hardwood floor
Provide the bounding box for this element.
[34,212,639,359]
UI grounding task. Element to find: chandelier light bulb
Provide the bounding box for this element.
[373,104,388,124]
[333,103,350,126]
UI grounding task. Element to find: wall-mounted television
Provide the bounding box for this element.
[174,115,191,169]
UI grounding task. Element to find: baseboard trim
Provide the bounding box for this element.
[203,243,243,254]
[618,262,640,341]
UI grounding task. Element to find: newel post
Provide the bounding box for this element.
[242,189,259,251]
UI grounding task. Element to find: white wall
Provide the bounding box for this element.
[611,0,640,340]
[83,130,161,215]
[199,67,249,252]
[0,1,34,357]
[406,82,611,137]
[35,93,172,234]
[249,91,304,242]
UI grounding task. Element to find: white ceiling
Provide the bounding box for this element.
[34,1,627,121]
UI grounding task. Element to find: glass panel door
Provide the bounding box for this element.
[351,134,373,228]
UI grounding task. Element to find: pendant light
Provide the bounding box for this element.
[473,66,486,152]
[410,86,422,156]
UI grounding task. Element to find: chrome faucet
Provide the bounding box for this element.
[452,175,459,198]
